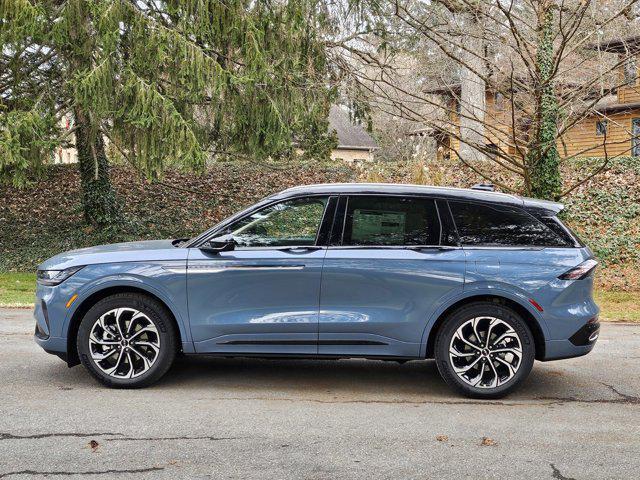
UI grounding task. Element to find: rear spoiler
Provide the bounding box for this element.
[522,197,564,214]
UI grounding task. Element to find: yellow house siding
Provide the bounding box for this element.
[617,53,640,103]
[440,94,640,160]
[330,148,374,162]
[561,111,640,158]
[441,93,523,161]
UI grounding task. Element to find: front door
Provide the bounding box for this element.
[188,196,333,354]
[319,196,466,357]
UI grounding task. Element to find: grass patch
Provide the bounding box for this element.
[0,272,36,307]
[594,290,640,322]
[1,272,637,322]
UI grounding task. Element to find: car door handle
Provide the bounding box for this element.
[279,246,323,253]
[405,246,457,253]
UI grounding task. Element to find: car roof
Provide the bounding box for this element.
[272,183,563,213]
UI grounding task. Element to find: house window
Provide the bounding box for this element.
[596,120,608,136]
[632,118,640,157]
[485,143,500,160]
[624,57,637,86]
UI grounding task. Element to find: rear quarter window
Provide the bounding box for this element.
[448,201,572,247]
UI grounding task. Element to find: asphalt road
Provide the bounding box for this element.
[1,308,639,480]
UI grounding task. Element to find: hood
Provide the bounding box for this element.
[38,239,188,270]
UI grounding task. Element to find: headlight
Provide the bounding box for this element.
[36,266,85,286]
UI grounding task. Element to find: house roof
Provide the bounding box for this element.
[329,105,378,151]
[584,36,640,54]
[423,83,462,95]
[595,99,640,114]
[587,93,640,114]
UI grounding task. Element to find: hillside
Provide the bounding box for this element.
[0,158,637,291]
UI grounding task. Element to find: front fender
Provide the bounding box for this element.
[62,263,190,346]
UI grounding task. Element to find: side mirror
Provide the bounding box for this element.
[200,234,236,254]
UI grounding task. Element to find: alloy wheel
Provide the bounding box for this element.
[88,308,160,379]
[448,316,522,389]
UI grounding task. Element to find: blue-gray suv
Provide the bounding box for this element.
[34,183,599,398]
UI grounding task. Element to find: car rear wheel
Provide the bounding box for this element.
[434,302,535,399]
[77,293,177,388]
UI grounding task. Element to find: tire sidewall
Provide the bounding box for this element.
[77,293,176,388]
[435,302,535,399]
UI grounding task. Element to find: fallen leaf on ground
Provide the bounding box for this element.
[436,435,448,442]
[480,437,497,446]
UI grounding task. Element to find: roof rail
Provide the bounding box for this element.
[471,182,495,192]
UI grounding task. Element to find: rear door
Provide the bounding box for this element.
[318,195,466,358]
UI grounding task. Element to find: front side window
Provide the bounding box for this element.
[228,196,328,247]
[341,196,440,246]
[449,201,567,247]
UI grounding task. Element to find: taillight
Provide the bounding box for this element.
[558,259,598,280]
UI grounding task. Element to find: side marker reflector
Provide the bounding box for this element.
[528,298,544,312]
[66,294,78,309]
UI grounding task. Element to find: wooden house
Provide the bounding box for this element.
[424,36,640,161]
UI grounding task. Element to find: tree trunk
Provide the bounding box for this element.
[73,107,119,226]
[458,12,488,163]
[528,1,562,200]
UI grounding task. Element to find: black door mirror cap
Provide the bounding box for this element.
[200,234,236,253]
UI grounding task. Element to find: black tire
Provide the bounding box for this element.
[434,301,535,399]
[77,293,177,388]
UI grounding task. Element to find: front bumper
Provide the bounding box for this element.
[33,289,70,363]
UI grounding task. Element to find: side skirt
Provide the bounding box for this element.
[183,352,421,361]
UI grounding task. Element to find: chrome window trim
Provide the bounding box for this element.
[326,245,459,251]
[221,245,327,251]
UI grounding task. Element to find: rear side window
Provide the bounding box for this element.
[341,196,440,246]
[449,201,570,247]
[535,215,580,247]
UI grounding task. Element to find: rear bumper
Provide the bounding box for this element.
[542,320,600,361]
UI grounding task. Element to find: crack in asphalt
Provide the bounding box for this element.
[602,383,640,403]
[0,432,124,441]
[196,396,525,406]
[195,388,640,406]
[0,432,241,442]
[539,383,640,406]
[0,467,164,478]
[550,463,577,480]
[105,435,242,442]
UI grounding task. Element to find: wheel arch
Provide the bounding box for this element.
[65,285,183,367]
[423,294,546,361]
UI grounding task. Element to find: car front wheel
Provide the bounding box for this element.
[434,302,535,399]
[77,293,177,388]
